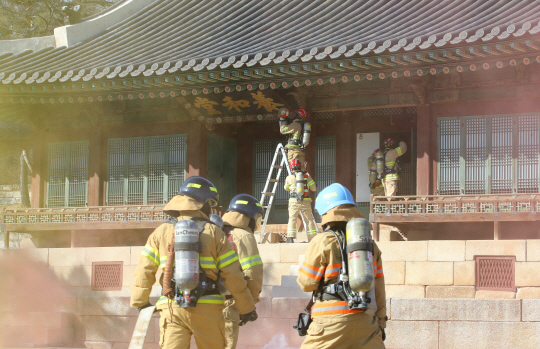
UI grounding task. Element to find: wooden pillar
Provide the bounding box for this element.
[87,128,102,206]
[372,223,379,241]
[4,231,10,249]
[31,131,45,208]
[187,122,208,178]
[416,104,432,195]
[494,221,500,240]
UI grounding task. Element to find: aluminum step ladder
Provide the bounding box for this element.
[258,143,318,243]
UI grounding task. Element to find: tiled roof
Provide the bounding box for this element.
[1,0,540,85]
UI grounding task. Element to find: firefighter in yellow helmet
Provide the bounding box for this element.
[296,183,387,349]
[221,194,264,349]
[284,159,318,243]
[279,107,310,171]
[368,149,385,197]
[382,138,407,198]
[130,176,256,349]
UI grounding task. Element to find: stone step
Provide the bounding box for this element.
[298,254,305,264]
[272,286,310,298]
[290,264,300,276]
[281,275,299,287]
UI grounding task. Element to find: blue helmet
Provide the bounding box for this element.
[314,183,356,216]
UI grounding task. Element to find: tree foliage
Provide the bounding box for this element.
[0,0,119,40]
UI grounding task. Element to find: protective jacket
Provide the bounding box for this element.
[284,172,316,201]
[222,211,264,303]
[384,141,407,181]
[280,120,303,148]
[130,206,255,315]
[296,210,387,330]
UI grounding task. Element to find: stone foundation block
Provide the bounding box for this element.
[465,240,526,261]
[130,246,144,265]
[527,240,540,261]
[428,240,465,261]
[515,262,540,287]
[439,321,540,349]
[77,297,138,316]
[84,341,113,349]
[79,315,152,343]
[85,247,131,265]
[377,241,428,261]
[26,248,49,264]
[49,248,86,266]
[237,317,291,346]
[385,285,425,298]
[405,261,453,285]
[522,299,540,322]
[279,244,309,263]
[272,298,308,319]
[263,263,294,286]
[383,261,405,284]
[426,286,475,298]
[256,297,272,318]
[517,287,540,299]
[453,261,475,286]
[475,290,516,299]
[258,244,281,264]
[391,299,521,321]
[53,266,92,287]
[385,320,438,349]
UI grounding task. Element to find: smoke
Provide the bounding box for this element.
[263,333,292,349]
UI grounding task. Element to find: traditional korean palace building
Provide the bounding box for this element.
[1,0,540,247]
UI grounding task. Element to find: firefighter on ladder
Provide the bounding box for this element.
[381,138,407,198]
[284,159,317,243]
[130,176,257,349]
[297,183,387,348]
[221,194,264,349]
[279,107,311,171]
[368,149,385,197]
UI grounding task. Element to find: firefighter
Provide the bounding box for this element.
[368,149,385,197]
[382,138,407,197]
[221,194,264,349]
[297,183,387,349]
[280,107,310,171]
[130,176,256,349]
[284,159,317,243]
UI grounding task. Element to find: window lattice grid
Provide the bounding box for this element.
[439,119,460,195]
[48,143,67,207]
[315,136,337,195]
[147,137,166,204]
[127,139,145,205]
[168,135,187,201]
[517,115,540,193]
[92,262,123,291]
[107,139,125,205]
[476,256,516,291]
[399,163,413,195]
[68,142,89,207]
[491,116,513,194]
[464,118,487,194]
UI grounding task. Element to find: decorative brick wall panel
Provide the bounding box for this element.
[92,261,123,291]
[475,256,516,292]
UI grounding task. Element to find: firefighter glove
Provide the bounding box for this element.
[381,327,386,341]
[239,310,256,326]
[138,303,152,313]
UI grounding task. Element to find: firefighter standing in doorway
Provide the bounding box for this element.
[368,149,385,197]
[279,107,311,171]
[284,159,317,243]
[297,183,387,348]
[221,194,264,349]
[381,138,407,198]
[130,176,257,349]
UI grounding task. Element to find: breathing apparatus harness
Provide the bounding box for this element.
[287,119,305,148]
[383,147,403,177]
[162,216,221,307]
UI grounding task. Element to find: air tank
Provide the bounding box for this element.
[209,214,224,230]
[302,122,311,146]
[346,218,375,293]
[174,219,200,306]
[375,150,385,177]
[295,172,304,198]
[369,160,377,185]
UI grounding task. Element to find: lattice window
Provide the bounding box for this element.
[438,114,540,195]
[92,262,123,291]
[106,134,187,205]
[315,112,336,122]
[364,107,416,118]
[475,256,516,292]
[47,141,89,207]
[315,136,337,220]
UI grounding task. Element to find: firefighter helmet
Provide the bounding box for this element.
[178,176,219,207]
[384,137,395,148]
[227,194,263,220]
[296,108,307,118]
[290,158,301,171]
[278,107,289,119]
[372,149,380,157]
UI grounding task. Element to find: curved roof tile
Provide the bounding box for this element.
[1,0,540,84]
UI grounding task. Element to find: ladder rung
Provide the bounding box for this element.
[273,165,283,169]
[269,179,278,182]
[263,192,274,196]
